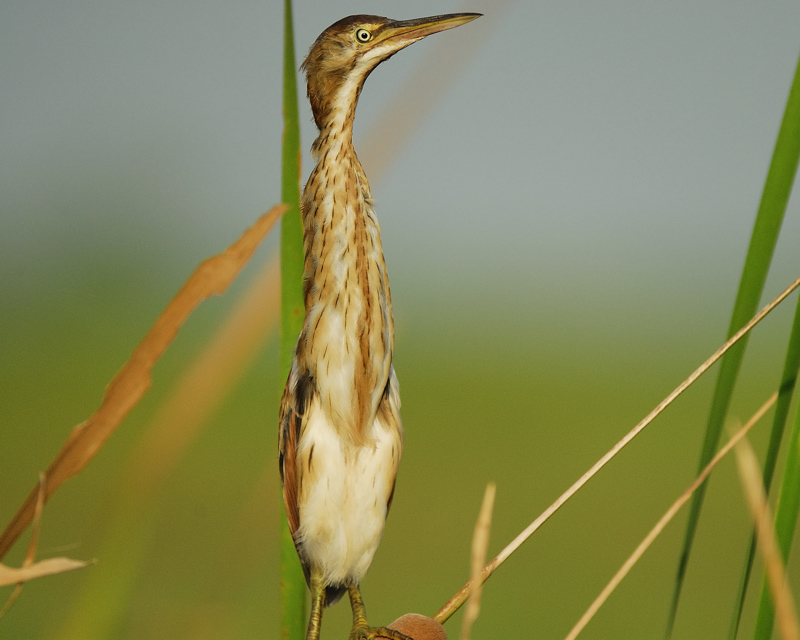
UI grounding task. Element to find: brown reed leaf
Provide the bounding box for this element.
[123,253,281,499]
[50,256,281,639]
[0,205,286,560]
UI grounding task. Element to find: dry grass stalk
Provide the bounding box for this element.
[435,275,800,625]
[123,253,280,498]
[0,205,285,561]
[733,428,800,640]
[460,483,496,640]
[563,393,778,640]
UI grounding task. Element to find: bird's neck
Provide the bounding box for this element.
[297,122,394,444]
[303,122,374,278]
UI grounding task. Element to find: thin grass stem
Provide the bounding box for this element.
[435,275,800,625]
[564,394,777,640]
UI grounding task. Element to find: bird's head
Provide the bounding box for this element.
[301,13,480,130]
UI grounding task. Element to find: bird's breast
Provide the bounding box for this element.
[300,157,394,444]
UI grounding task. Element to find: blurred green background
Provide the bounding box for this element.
[3,1,800,638]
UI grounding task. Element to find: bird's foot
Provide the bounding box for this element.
[349,624,412,640]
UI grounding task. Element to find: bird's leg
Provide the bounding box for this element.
[347,584,412,640]
[306,572,326,640]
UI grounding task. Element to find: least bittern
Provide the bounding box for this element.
[278,13,481,640]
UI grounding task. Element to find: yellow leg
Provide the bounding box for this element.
[306,573,326,640]
[348,585,412,640]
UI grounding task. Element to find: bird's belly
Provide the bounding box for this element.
[296,398,401,587]
[308,302,360,409]
[305,291,391,439]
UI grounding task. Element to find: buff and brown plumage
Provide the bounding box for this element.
[279,13,481,640]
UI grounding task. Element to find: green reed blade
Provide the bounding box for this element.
[749,291,800,639]
[665,48,800,639]
[279,0,306,638]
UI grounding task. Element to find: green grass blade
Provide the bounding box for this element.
[729,291,800,639]
[750,292,800,640]
[665,48,800,638]
[279,0,304,375]
[279,0,306,638]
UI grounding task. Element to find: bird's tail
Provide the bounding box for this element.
[325,585,346,607]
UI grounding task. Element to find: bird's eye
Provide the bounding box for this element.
[355,29,372,43]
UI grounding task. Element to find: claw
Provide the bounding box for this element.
[349,625,413,640]
[346,585,413,640]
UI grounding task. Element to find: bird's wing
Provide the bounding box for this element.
[278,382,299,537]
[279,370,316,589]
[377,365,403,515]
[278,369,315,543]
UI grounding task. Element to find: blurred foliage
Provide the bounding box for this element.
[1,244,798,637]
[669,48,800,640]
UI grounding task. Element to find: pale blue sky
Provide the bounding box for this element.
[2,1,799,311]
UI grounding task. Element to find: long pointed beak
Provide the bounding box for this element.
[374,13,481,50]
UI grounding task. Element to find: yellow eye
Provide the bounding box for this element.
[355,29,372,43]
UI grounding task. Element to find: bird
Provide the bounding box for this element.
[278,13,481,640]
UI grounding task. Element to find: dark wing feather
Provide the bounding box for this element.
[278,378,301,538]
[278,370,315,587]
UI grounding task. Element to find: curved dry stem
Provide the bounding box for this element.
[434,274,800,625]
[124,254,280,498]
[734,427,800,640]
[0,205,285,560]
[460,483,496,640]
